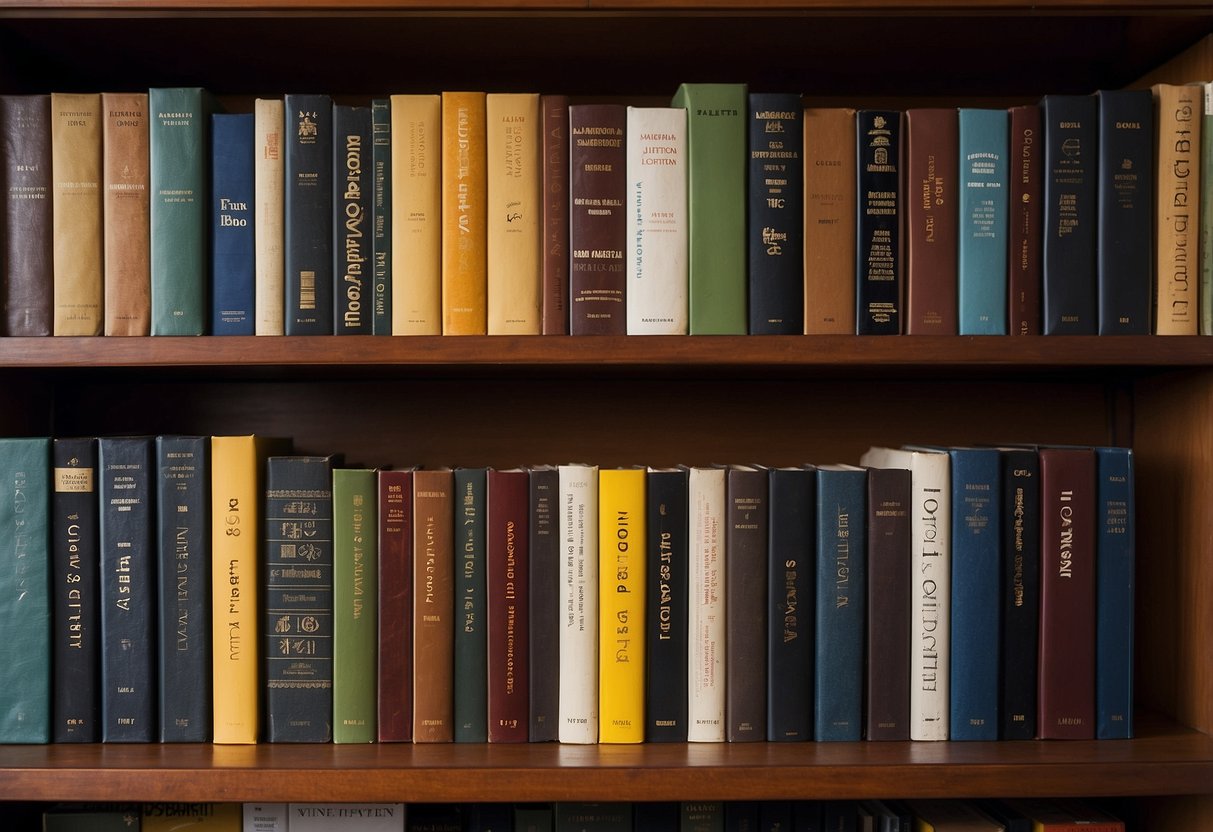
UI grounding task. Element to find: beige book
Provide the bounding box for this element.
[803,107,857,334]
[486,93,541,334]
[51,92,103,335]
[254,98,285,335]
[390,94,442,335]
[441,91,487,335]
[1154,82,1202,335]
[101,92,150,336]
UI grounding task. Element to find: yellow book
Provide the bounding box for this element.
[211,434,290,744]
[390,94,442,335]
[143,804,241,831]
[597,467,645,743]
[51,92,103,335]
[441,91,487,335]
[1154,82,1203,335]
[486,92,541,334]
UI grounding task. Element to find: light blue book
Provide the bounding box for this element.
[1096,447,1134,739]
[958,108,1009,335]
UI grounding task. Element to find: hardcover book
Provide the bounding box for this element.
[856,110,902,335]
[487,467,530,742]
[288,804,406,832]
[726,465,767,741]
[254,98,285,335]
[1095,447,1134,739]
[1,95,52,335]
[441,91,488,335]
[412,468,455,742]
[1000,448,1040,740]
[558,463,599,744]
[1203,82,1213,335]
[284,93,334,335]
[486,93,542,335]
[1153,83,1202,335]
[454,467,488,743]
[1041,94,1097,334]
[569,103,627,334]
[645,467,688,742]
[333,467,378,743]
[211,112,255,335]
[767,466,815,742]
[865,465,911,741]
[142,804,241,831]
[598,467,645,743]
[372,98,392,335]
[378,469,413,742]
[390,94,441,335]
[803,107,857,334]
[332,106,373,335]
[748,94,804,334]
[50,92,103,335]
[529,465,560,742]
[904,108,958,335]
[1008,105,1043,335]
[958,109,1009,335]
[542,95,570,334]
[686,465,726,742]
[102,92,150,336]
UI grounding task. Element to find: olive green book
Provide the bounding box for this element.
[333,467,378,743]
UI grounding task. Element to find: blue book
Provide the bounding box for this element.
[767,466,815,741]
[371,99,392,335]
[333,104,372,334]
[453,467,487,742]
[948,447,1001,740]
[210,113,255,335]
[284,94,333,335]
[958,109,1009,334]
[813,464,866,742]
[748,93,804,334]
[1096,447,1134,739]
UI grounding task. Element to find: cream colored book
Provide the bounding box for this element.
[486,93,541,334]
[1154,82,1202,335]
[685,465,726,742]
[254,98,285,335]
[558,463,599,744]
[51,92,103,335]
[390,94,442,335]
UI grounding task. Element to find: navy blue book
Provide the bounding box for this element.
[814,464,866,742]
[999,448,1040,740]
[1041,94,1098,334]
[371,98,392,335]
[1096,89,1153,335]
[210,112,255,335]
[155,436,210,742]
[1096,446,1134,738]
[529,465,560,741]
[767,466,814,741]
[957,108,1009,335]
[645,467,688,742]
[333,104,372,334]
[948,447,1001,741]
[855,110,901,335]
[454,467,488,742]
[748,93,804,334]
[98,437,156,742]
[284,93,333,334]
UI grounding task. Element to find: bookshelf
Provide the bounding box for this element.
[1,0,1212,829]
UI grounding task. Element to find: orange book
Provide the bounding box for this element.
[441,91,487,335]
[803,107,857,334]
[102,92,150,336]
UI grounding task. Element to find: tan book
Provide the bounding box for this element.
[412,468,454,742]
[486,92,541,335]
[803,107,856,334]
[254,98,285,336]
[51,92,103,335]
[441,91,487,335]
[390,94,442,335]
[1154,82,1202,335]
[101,92,150,336]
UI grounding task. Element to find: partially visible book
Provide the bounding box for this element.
[1041,94,1097,334]
[686,465,725,743]
[803,107,857,334]
[1153,82,1202,335]
[487,467,530,742]
[371,98,392,336]
[558,463,598,744]
[441,91,488,335]
[288,804,406,832]
[143,803,241,831]
[1008,104,1042,336]
[1203,82,1213,335]
[486,93,542,335]
[254,98,285,336]
[390,94,442,335]
[1,94,52,335]
[1003,799,1123,832]
[245,803,288,832]
[453,467,487,743]
[541,95,570,335]
[284,94,334,335]
[102,92,150,336]
[905,800,1004,832]
[957,109,1009,335]
[904,108,958,335]
[748,94,804,334]
[211,112,255,335]
[569,103,627,335]
[413,468,455,742]
[856,110,902,335]
[1095,447,1134,739]
[598,467,645,743]
[51,92,103,335]
[378,469,413,742]
[332,106,373,335]
[333,467,378,743]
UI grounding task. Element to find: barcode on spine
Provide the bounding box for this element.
[299,271,316,310]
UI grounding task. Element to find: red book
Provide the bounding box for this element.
[487,468,530,742]
[541,95,569,335]
[904,108,958,335]
[1009,104,1042,335]
[568,104,626,335]
[377,469,413,742]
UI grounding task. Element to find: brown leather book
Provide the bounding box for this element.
[102,92,150,336]
[378,469,413,742]
[803,108,856,334]
[725,465,767,742]
[864,466,912,741]
[412,468,454,743]
[51,92,103,335]
[569,104,626,335]
[487,468,530,742]
[541,95,569,335]
[1009,104,1042,335]
[905,109,958,335]
[1,95,52,336]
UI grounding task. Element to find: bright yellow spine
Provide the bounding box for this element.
[441,91,487,335]
[597,467,646,743]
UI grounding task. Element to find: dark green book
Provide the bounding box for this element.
[333,467,378,743]
[454,466,488,742]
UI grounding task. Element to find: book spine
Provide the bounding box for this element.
[957,109,1009,335]
[155,436,210,742]
[412,469,455,742]
[748,94,804,334]
[101,92,150,336]
[210,112,255,336]
[1095,447,1134,739]
[1008,105,1043,335]
[254,98,285,335]
[910,452,951,741]
[332,106,373,335]
[487,93,542,335]
[529,466,560,742]
[50,92,103,335]
[389,94,442,335]
[726,467,768,741]
[864,466,911,741]
[767,467,814,741]
[1154,83,1203,335]
[0,95,52,336]
[1042,95,1098,334]
[264,455,334,743]
[904,108,958,335]
[453,467,488,743]
[377,469,412,742]
[1203,83,1213,335]
[687,466,726,742]
[558,464,598,744]
[645,469,688,742]
[541,95,570,335]
[333,468,377,743]
[597,468,645,743]
[1000,449,1040,740]
[1096,89,1154,335]
[371,98,392,335]
[441,91,488,335]
[855,110,902,335]
[99,437,155,742]
[487,468,530,742]
[803,108,857,334]
[284,94,334,335]
[51,438,100,742]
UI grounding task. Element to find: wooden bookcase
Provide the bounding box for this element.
[1,1,1213,828]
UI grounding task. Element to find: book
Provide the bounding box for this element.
[143,803,241,831]
[284,93,334,335]
[957,109,1009,335]
[333,467,378,743]
[50,92,103,335]
[254,98,285,335]
[378,469,413,742]
[569,103,627,334]
[682,802,724,832]
[904,108,958,335]
[150,87,210,335]
[486,92,542,335]
[1153,82,1202,335]
[245,804,288,832]
[371,98,392,335]
[671,83,748,334]
[864,465,910,741]
[1095,447,1134,739]
[102,92,150,336]
[51,438,100,742]
[288,804,406,832]
[626,105,688,335]
[856,110,902,335]
[264,454,335,743]
[156,436,210,742]
[555,804,632,832]
[748,94,804,334]
[767,466,815,741]
[211,112,255,336]
[529,465,560,742]
[332,106,373,335]
[726,465,767,741]
[1003,799,1123,832]
[999,448,1040,740]
[43,807,143,832]
[906,800,1003,832]
[1095,89,1153,335]
[804,107,857,334]
[0,94,52,336]
[686,465,726,742]
[1008,105,1042,336]
[598,467,645,743]
[487,467,530,741]
[558,463,598,744]
[389,94,442,335]
[0,437,51,743]
[645,467,688,742]
[413,468,455,742]
[453,467,487,743]
[1041,94,1097,334]
[542,95,570,335]
[441,91,488,335]
[1203,82,1213,335]
[98,436,155,742]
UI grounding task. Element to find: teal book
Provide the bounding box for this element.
[958,108,1009,335]
[0,437,51,743]
[150,87,212,335]
[372,98,392,335]
[333,467,378,743]
[671,83,748,334]
[454,467,488,742]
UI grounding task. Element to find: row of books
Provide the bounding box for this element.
[2,82,1211,337]
[0,437,1132,746]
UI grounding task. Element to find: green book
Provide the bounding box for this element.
[150,87,211,335]
[333,467,378,743]
[670,82,748,334]
[454,467,487,742]
[1201,82,1212,335]
[0,437,51,743]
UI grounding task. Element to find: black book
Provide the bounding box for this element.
[1042,94,1098,334]
[727,802,761,832]
[767,466,814,741]
[760,802,794,832]
[333,104,373,334]
[98,437,156,742]
[645,467,688,742]
[748,93,804,334]
[793,801,823,832]
[999,448,1040,740]
[856,110,902,335]
[453,466,487,743]
[528,465,560,742]
[865,466,911,742]
[727,465,768,741]
[51,437,100,742]
[634,803,679,832]
[284,93,334,334]
[155,436,210,742]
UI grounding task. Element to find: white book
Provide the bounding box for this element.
[253,98,285,336]
[243,804,288,832]
[287,804,405,832]
[558,463,599,743]
[860,445,951,740]
[685,465,726,742]
[626,106,688,334]
[389,94,442,335]
[487,93,542,334]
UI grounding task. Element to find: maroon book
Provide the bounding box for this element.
[1009,104,1042,335]
[1,95,53,336]
[904,108,958,335]
[865,466,911,741]
[726,465,767,742]
[487,468,530,742]
[1037,448,1096,739]
[568,104,626,335]
[377,469,413,742]
[541,95,569,335]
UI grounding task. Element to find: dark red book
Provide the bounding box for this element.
[904,108,958,335]
[541,95,569,335]
[377,469,413,742]
[865,466,911,741]
[726,465,767,742]
[487,468,530,742]
[568,104,626,335]
[1009,104,1042,335]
